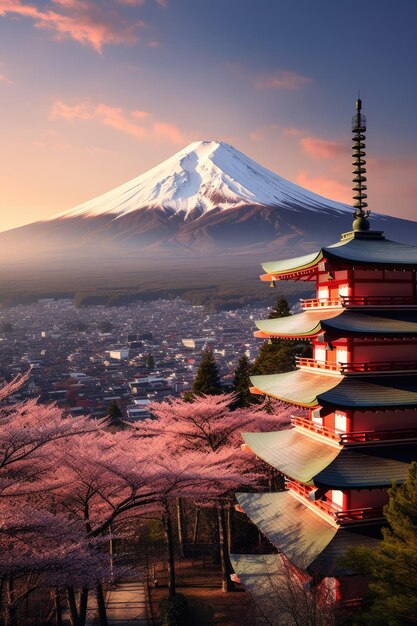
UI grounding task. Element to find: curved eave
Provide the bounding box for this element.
[250,370,338,408]
[261,250,324,279]
[254,309,340,339]
[242,429,341,484]
[255,309,417,340]
[251,370,417,409]
[236,491,337,570]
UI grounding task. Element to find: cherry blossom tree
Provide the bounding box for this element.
[136,393,304,592]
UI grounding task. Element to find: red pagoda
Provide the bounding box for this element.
[231,100,417,610]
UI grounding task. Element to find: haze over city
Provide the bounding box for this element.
[1,0,417,232]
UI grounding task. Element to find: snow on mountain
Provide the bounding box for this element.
[53,140,350,220]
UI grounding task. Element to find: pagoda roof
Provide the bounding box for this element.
[314,443,415,489]
[230,554,296,626]
[243,429,414,488]
[255,309,417,339]
[236,492,380,575]
[242,429,341,484]
[262,233,417,277]
[251,370,417,408]
[236,491,337,570]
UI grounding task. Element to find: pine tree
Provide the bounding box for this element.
[343,462,417,624]
[192,347,222,396]
[232,353,258,408]
[107,400,123,426]
[268,294,292,319]
[252,294,311,376]
[145,353,155,370]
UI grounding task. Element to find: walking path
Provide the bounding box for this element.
[105,581,151,625]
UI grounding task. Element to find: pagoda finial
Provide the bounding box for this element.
[352,95,370,231]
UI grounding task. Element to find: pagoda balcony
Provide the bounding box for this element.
[292,414,417,445]
[296,356,417,375]
[301,295,417,310]
[287,480,384,525]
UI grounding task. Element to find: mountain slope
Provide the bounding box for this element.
[1,140,417,264]
[52,140,350,220]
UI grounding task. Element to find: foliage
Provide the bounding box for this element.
[159,593,189,626]
[343,462,417,625]
[191,347,222,396]
[107,400,123,426]
[232,353,259,408]
[252,294,311,375]
[146,353,155,370]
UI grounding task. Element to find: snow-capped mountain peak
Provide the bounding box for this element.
[53,140,350,220]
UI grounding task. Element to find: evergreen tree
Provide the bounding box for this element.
[268,294,292,319]
[252,295,296,375]
[192,347,222,396]
[107,400,123,426]
[232,353,258,408]
[343,462,417,625]
[145,353,155,370]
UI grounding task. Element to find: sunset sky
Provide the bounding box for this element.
[0,0,417,232]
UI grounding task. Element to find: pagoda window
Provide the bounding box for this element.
[312,408,323,426]
[318,286,329,301]
[336,347,348,364]
[335,411,347,433]
[338,284,349,297]
[330,490,345,509]
[314,346,326,362]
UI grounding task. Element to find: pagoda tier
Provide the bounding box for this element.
[254,309,417,339]
[261,230,417,283]
[236,492,381,574]
[242,428,415,488]
[250,370,417,408]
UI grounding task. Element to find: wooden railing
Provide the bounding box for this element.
[301,297,342,309]
[291,415,341,442]
[296,357,417,375]
[287,480,384,524]
[296,357,341,372]
[293,415,417,445]
[341,295,417,307]
[301,295,417,309]
[340,428,417,444]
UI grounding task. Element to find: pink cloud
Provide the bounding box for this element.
[50,99,186,144]
[296,170,351,203]
[300,135,348,160]
[255,70,312,90]
[116,0,145,5]
[0,0,145,52]
[249,124,281,142]
[153,121,184,144]
[282,126,304,137]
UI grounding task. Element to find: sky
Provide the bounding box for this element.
[0,0,417,231]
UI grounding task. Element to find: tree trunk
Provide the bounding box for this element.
[227,505,233,554]
[192,505,201,553]
[162,503,176,598]
[78,588,89,626]
[217,507,235,593]
[54,589,63,626]
[5,578,17,626]
[66,587,79,626]
[96,583,108,626]
[176,498,187,558]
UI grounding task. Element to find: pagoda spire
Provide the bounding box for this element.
[352,96,370,231]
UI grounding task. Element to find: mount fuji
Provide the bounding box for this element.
[2,140,417,264]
